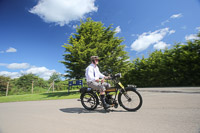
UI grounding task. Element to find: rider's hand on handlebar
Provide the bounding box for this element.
[95,79,99,82]
[105,76,111,80]
[101,78,104,83]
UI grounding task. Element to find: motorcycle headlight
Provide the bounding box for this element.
[127,85,137,88]
[115,73,121,78]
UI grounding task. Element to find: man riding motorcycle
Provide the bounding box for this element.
[85,56,110,109]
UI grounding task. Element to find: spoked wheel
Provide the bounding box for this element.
[118,88,143,111]
[80,92,98,110]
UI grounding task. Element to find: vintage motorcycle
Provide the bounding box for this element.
[80,73,143,111]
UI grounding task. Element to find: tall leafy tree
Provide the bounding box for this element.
[62,18,130,79]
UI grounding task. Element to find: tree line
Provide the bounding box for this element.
[62,18,200,87]
[0,73,79,96]
[122,38,200,87]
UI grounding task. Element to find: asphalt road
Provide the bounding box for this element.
[0,87,200,133]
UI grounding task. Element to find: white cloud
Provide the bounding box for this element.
[0,63,58,80]
[7,63,30,69]
[185,34,199,40]
[170,13,182,19]
[115,26,121,33]
[169,30,175,35]
[6,47,17,53]
[0,71,21,79]
[125,45,129,48]
[153,41,170,50]
[161,13,183,26]
[196,27,200,31]
[29,0,98,26]
[124,58,130,62]
[131,28,173,52]
[23,66,57,80]
[72,25,77,29]
[0,63,30,69]
[161,20,169,26]
[131,34,138,37]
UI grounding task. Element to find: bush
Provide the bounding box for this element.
[122,34,200,87]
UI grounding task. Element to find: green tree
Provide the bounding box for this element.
[16,74,47,90]
[122,32,200,87]
[62,18,130,79]
[0,76,11,91]
[48,72,62,83]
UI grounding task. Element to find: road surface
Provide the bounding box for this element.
[0,87,200,133]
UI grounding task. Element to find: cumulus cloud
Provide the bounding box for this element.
[115,26,121,34]
[23,66,57,80]
[0,71,21,79]
[185,34,199,40]
[0,63,58,80]
[153,41,170,50]
[6,47,17,53]
[0,47,17,53]
[7,63,30,69]
[131,28,174,52]
[0,63,30,69]
[29,0,98,26]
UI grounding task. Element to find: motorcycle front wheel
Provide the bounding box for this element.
[118,88,143,111]
[80,92,98,110]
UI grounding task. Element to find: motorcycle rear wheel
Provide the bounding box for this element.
[118,88,143,111]
[80,92,98,110]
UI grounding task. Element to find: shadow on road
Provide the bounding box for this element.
[60,107,127,114]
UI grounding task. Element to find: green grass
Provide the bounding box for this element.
[0,91,80,103]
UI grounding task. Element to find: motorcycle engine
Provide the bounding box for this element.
[105,94,114,105]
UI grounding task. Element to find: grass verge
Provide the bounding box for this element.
[0,91,80,103]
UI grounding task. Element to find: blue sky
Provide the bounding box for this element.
[0,0,200,80]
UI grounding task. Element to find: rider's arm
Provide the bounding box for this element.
[96,67,105,79]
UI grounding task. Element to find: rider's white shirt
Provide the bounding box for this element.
[85,63,105,82]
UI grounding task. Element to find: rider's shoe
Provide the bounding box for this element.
[100,95,110,110]
[103,103,110,110]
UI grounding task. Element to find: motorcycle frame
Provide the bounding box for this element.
[93,78,136,106]
[80,74,137,107]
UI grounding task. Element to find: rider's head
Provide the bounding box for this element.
[91,56,100,65]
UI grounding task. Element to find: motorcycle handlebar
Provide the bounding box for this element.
[109,73,121,80]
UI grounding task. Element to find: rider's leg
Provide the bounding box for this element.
[100,88,110,110]
[87,81,110,109]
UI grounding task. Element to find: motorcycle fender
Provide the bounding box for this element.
[119,87,137,93]
[126,86,137,90]
[79,88,99,105]
[79,87,87,93]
